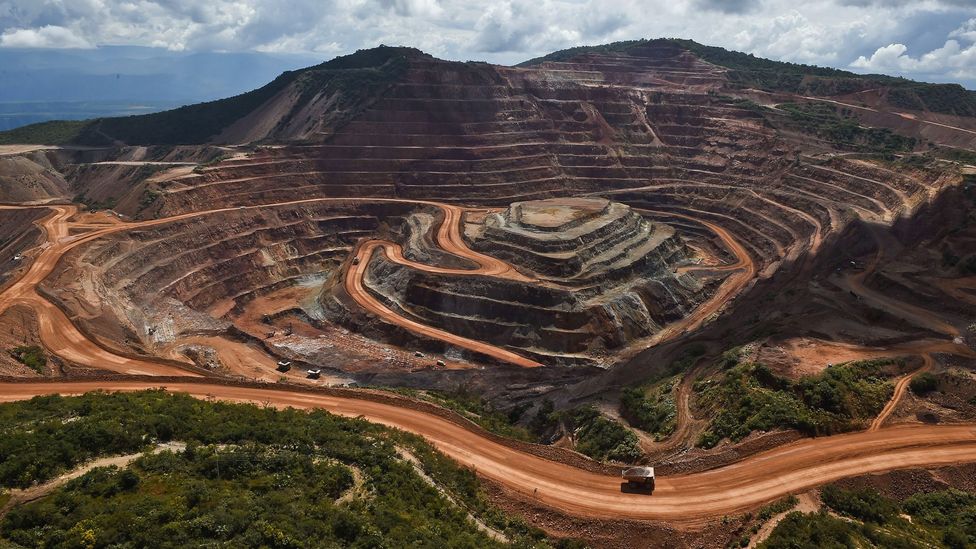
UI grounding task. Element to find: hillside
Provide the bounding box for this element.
[3,39,975,147]
[0,46,424,147]
[522,38,976,117]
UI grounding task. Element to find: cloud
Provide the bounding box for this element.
[950,17,976,42]
[692,0,762,14]
[0,25,92,48]
[852,18,976,80]
[839,0,976,6]
[0,0,972,88]
[472,1,582,54]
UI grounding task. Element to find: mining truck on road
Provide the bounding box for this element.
[621,467,655,493]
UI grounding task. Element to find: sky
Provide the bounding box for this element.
[1,0,975,88]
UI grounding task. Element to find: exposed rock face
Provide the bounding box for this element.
[339,199,703,366]
[476,198,684,285]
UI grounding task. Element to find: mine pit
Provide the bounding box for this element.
[321,198,709,367]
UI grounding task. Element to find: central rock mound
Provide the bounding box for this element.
[325,198,705,367]
[474,198,679,284]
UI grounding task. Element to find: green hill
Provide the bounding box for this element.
[520,38,976,117]
[0,46,420,147]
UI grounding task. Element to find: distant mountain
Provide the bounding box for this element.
[0,46,323,130]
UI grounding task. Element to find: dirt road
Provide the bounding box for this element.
[346,241,543,367]
[0,206,197,376]
[869,353,934,431]
[0,198,540,372]
[635,209,757,345]
[3,197,763,371]
[3,379,975,523]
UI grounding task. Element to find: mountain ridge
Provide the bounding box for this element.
[1,39,973,147]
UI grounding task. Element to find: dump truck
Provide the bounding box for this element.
[276,360,291,372]
[307,369,322,380]
[621,467,654,492]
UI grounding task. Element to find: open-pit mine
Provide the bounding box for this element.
[1,39,975,547]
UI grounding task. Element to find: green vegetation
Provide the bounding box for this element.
[563,406,643,463]
[910,372,939,395]
[619,376,677,440]
[374,386,563,444]
[762,485,976,548]
[520,38,976,117]
[669,39,976,116]
[517,40,648,66]
[934,146,976,166]
[727,496,799,548]
[398,386,534,442]
[757,496,800,522]
[620,345,707,440]
[903,489,976,547]
[0,391,567,547]
[0,46,418,146]
[775,102,916,153]
[760,511,918,549]
[0,119,87,145]
[821,485,899,524]
[8,345,46,374]
[696,358,898,448]
[888,85,976,118]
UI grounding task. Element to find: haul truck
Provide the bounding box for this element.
[621,467,655,493]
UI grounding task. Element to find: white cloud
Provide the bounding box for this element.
[0,0,973,87]
[949,17,976,42]
[852,38,976,80]
[0,25,93,48]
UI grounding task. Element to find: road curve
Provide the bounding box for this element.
[869,353,934,431]
[345,241,543,368]
[1,198,540,372]
[0,206,199,376]
[2,379,975,523]
[636,209,757,344]
[3,197,761,371]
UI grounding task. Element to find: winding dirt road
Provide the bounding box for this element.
[2,197,976,524]
[2,196,763,370]
[1,199,541,371]
[636,209,757,345]
[836,228,960,337]
[346,242,543,367]
[0,206,198,376]
[869,353,934,431]
[2,379,976,523]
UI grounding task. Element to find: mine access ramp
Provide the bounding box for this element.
[621,467,655,493]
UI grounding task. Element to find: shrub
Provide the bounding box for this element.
[757,495,799,521]
[696,358,896,447]
[821,485,898,524]
[759,511,858,548]
[909,372,939,395]
[9,345,46,373]
[0,390,556,548]
[565,407,643,463]
[619,379,677,439]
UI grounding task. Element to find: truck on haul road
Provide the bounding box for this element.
[621,466,655,493]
